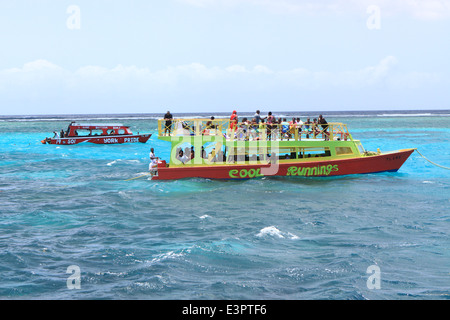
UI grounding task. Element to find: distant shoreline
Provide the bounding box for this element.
[1,109,449,121]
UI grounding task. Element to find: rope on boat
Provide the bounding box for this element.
[415,149,450,170]
[124,173,152,181]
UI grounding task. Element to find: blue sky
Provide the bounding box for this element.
[0,0,449,115]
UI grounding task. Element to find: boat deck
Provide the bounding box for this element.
[157,118,352,142]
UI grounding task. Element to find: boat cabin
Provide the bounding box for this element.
[67,123,133,137]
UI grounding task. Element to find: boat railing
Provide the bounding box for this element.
[158,118,352,142]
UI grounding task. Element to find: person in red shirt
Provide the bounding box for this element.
[230,110,238,130]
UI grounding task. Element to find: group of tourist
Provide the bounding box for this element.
[229,110,330,140]
[162,110,329,140]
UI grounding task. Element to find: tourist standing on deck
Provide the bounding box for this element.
[304,118,312,138]
[164,111,173,136]
[266,112,276,140]
[230,110,238,130]
[318,114,329,140]
[318,114,328,131]
[254,110,265,124]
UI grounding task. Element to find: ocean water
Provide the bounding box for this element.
[0,110,449,300]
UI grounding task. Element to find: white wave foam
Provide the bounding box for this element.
[107,159,140,166]
[288,232,299,240]
[2,111,449,122]
[107,160,120,166]
[118,191,131,199]
[256,226,299,239]
[150,251,185,264]
[378,113,435,117]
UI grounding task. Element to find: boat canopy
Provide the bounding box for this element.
[68,123,133,136]
[71,123,126,128]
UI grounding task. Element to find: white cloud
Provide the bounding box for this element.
[2,60,67,83]
[273,56,403,88]
[5,60,64,74]
[0,57,443,114]
[178,0,450,20]
[0,56,438,92]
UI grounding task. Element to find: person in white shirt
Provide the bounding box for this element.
[149,148,158,171]
[176,149,189,164]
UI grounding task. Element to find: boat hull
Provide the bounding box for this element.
[48,134,151,145]
[151,149,415,180]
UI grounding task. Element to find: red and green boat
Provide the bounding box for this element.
[42,123,151,145]
[150,117,414,180]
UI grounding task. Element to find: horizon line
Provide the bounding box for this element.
[1,108,449,118]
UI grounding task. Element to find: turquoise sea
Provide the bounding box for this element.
[0,110,449,300]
